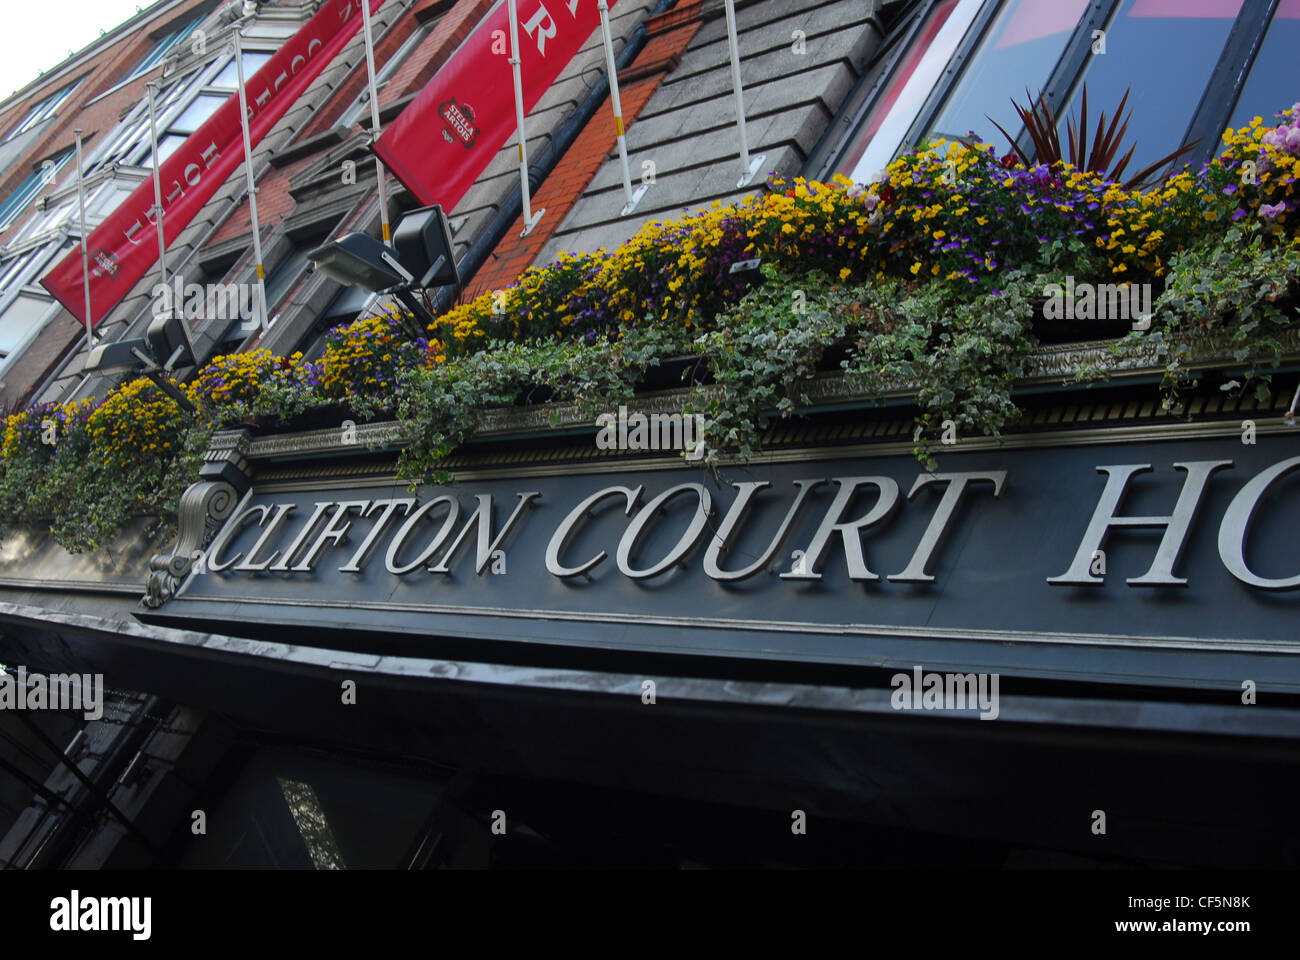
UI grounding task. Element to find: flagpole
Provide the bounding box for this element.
[234,27,269,333]
[145,83,169,287]
[507,0,544,236]
[597,0,646,217]
[722,0,765,188]
[359,0,392,245]
[73,129,92,350]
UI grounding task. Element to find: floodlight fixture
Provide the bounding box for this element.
[307,232,409,292]
[391,204,459,289]
[307,206,461,337]
[84,332,196,412]
[146,309,197,372]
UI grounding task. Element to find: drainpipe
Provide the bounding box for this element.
[433,0,679,313]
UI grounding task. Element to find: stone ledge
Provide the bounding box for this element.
[232,336,1300,462]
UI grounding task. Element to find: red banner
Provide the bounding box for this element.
[375,0,616,210]
[42,0,384,326]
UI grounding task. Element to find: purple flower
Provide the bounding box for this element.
[1259,201,1287,220]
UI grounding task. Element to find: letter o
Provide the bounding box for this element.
[385,496,459,574]
[616,483,712,579]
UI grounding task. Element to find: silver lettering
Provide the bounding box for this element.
[1218,455,1300,590]
[1048,461,1231,586]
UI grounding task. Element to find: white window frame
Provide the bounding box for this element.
[339,19,438,128]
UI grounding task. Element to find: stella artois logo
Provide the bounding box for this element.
[439,98,478,148]
[90,249,120,279]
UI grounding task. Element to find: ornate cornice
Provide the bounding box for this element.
[219,337,1300,465]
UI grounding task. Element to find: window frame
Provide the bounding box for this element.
[3,77,83,143]
[860,0,1289,178]
[338,19,439,129]
[0,148,74,232]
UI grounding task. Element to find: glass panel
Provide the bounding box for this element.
[170,93,226,134]
[930,0,1091,148]
[86,181,136,220]
[0,251,37,292]
[846,0,984,183]
[0,293,53,353]
[128,16,203,80]
[1229,0,1300,128]
[146,134,188,168]
[210,53,274,90]
[1060,0,1244,174]
[0,168,46,230]
[340,23,435,126]
[5,104,45,141]
[265,247,310,307]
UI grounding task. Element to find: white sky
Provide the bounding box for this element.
[0,0,154,100]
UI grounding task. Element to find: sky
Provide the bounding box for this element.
[0,0,154,101]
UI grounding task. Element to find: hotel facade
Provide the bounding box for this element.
[0,0,1297,868]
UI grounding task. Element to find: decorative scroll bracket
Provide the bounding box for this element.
[143,480,240,609]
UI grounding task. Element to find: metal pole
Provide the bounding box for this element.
[234,28,269,332]
[73,130,93,349]
[597,0,646,216]
[145,83,169,287]
[360,0,392,245]
[507,0,544,235]
[722,0,765,188]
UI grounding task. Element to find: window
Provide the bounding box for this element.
[0,149,73,231]
[125,14,204,82]
[1057,0,1244,173]
[264,246,312,309]
[845,0,1297,183]
[3,78,82,142]
[210,52,273,91]
[0,238,74,369]
[929,0,1090,147]
[339,21,437,128]
[1229,0,1300,128]
[0,293,53,357]
[847,0,983,181]
[89,48,273,173]
[299,285,376,360]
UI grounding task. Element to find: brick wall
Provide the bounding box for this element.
[469,0,705,299]
[533,0,882,264]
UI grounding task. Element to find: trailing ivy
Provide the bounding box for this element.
[694,269,1036,469]
[394,322,696,485]
[1112,225,1300,409]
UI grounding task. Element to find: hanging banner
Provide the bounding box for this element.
[42,0,385,326]
[374,0,616,209]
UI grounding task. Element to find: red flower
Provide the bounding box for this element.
[1000,153,1019,169]
[879,184,895,206]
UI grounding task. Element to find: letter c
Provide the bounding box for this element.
[207,504,272,572]
[546,486,642,577]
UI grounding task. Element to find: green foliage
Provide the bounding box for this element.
[1114,225,1300,408]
